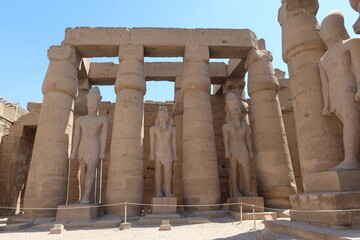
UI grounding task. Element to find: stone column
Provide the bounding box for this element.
[246,47,297,208]
[23,45,80,218]
[181,45,220,210]
[105,45,146,216]
[172,77,183,204]
[275,69,304,193]
[278,0,343,191]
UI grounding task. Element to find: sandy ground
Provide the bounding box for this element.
[0,217,301,240]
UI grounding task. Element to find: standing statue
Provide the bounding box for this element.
[320,10,360,170]
[222,93,256,197]
[150,106,177,197]
[70,86,108,204]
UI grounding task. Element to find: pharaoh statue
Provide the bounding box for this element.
[320,10,360,170]
[222,93,256,197]
[150,106,177,197]
[70,86,108,204]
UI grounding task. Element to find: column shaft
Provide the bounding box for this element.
[246,48,297,208]
[278,0,343,192]
[105,45,146,216]
[23,45,80,218]
[181,45,220,210]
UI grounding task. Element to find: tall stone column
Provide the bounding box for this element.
[275,69,304,193]
[105,45,146,216]
[172,77,183,204]
[246,47,296,208]
[278,0,343,192]
[181,45,220,210]
[23,45,80,218]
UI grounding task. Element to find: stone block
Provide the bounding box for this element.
[0,223,32,231]
[151,197,177,215]
[230,211,277,221]
[119,222,131,230]
[159,220,171,231]
[303,170,360,193]
[56,204,100,222]
[227,197,264,212]
[50,224,65,234]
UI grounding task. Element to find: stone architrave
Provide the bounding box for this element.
[105,45,146,216]
[222,93,255,197]
[181,45,220,210]
[70,86,108,204]
[149,106,177,197]
[319,11,360,170]
[23,45,81,218]
[278,0,343,192]
[246,46,297,208]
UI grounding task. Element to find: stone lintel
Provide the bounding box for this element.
[88,62,227,85]
[63,27,256,58]
[227,59,246,78]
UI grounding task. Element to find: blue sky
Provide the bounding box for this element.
[0,1,357,109]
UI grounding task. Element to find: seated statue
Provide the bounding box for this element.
[222,93,256,197]
[70,86,108,204]
[320,10,360,170]
[150,106,177,197]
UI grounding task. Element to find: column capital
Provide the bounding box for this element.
[48,45,81,67]
[184,45,209,61]
[118,45,144,61]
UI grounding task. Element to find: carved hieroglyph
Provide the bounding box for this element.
[320,10,360,170]
[70,86,108,204]
[149,106,177,197]
[222,93,255,197]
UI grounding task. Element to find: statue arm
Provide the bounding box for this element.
[150,127,155,160]
[246,126,254,159]
[319,63,331,115]
[222,124,231,159]
[348,39,360,101]
[172,127,177,161]
[70,119,81,159]
[99,118,108,160]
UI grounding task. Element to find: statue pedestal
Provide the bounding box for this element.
[227,197,264,212]
[56,204,101,222]
[151,197,177,215]
[290,170,360,226]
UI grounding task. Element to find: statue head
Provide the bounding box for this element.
[320,10,350,47]
[155,106,173,129]
[225,93,242,123]
[87,86,102,113]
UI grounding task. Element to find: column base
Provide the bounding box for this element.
[227,197,264,212]
[290,191,360,226]
[56,204,101,222]
[151,197,177,215]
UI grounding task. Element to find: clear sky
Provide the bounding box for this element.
[0,0,357,109]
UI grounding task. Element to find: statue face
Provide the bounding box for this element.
[158,111,169,124]
[87,98,99,113]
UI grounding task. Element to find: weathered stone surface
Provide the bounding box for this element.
[56,204,100,222]
[119,222,131,230]
[151,197,177,215]
[227,197,264,212]
[159,220,172,231]
[88,62,227,85]
[303,170,360,193]
[63,27,257,58]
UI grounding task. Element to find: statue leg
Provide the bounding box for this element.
[332,106,360,170]
[79,160,97,204]
[242,161,256,196]
[164,163,174,197]
[78,159,87,202]
[155,160,163,197]
[230,158,241,197]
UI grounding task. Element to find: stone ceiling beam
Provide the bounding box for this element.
[88,62,228,85]
[63,27,257,58]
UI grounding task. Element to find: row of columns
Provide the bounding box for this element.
[23,43,297,218]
